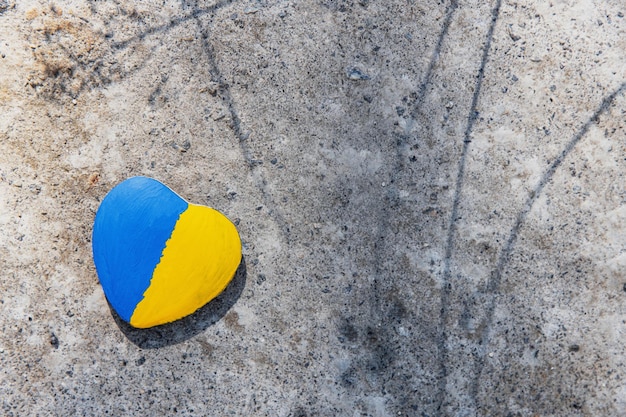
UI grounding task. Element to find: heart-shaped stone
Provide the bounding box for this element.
[92,176,241,328]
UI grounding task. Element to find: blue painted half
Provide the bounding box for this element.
[92,177,188,322]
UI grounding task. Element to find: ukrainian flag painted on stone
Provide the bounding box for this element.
[92,177,242,328]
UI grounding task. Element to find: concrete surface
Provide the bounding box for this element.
[1,0,625,415]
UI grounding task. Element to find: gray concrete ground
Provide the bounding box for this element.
[1,0,625,415]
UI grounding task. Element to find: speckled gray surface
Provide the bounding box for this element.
[1,0,625,415]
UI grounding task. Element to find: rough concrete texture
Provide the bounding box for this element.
[1,0,625,415]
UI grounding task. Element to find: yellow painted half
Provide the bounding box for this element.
[130,204,242,328]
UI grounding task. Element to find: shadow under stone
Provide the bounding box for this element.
[110,257,247,348]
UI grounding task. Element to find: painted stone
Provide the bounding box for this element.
[92,176,242,328]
